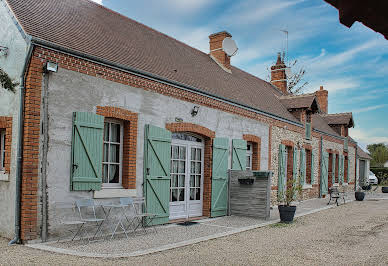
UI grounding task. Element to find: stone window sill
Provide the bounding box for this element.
[94,188,136,199]
[303,184,313,189]
[0,171,9,181]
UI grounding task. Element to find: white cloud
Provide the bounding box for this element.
[306,78,360,94]
[90,0,103,4]
[352,104,388,114]
[350,128,388,149]
[166,0,212,12]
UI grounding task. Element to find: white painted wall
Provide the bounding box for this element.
[0,0,29,238]
[45,68,270,237]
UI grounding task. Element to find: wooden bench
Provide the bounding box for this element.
[327,186,346,206]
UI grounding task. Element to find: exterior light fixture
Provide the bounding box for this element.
[43,61,58,73]
[191,106,199,117]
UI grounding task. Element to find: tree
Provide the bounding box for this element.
[0,67,18,92]
[367,143,388,167]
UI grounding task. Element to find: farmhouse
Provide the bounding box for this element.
[0,0,358,242]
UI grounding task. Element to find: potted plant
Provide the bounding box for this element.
[277,177,302,223]
[355,187,365,201]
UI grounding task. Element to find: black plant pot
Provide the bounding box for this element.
[382,187,388,193]
[278,205,296,223]
[355,191,365,201]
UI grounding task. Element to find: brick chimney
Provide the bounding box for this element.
[315,86,328,114]
[270,53,288,94]
[209,31,232,72]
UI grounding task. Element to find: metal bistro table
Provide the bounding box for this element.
[100,203,129,240]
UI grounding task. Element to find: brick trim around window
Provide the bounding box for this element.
[96,106,138,189]
[0,116,12,174]
[243,134,261,171]
[166,122,214,217]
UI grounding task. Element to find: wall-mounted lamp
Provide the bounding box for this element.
[43,61,58,73]
[0,46,8,56]
[191,106,199,117]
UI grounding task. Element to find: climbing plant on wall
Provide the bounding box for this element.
[0,67,18,92]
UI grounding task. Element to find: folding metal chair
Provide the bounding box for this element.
[133,197,157,233]
[54,202,88,242]
[119,197,144,234]
[75,199,105,241]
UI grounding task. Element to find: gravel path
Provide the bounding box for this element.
[1,199,388,265]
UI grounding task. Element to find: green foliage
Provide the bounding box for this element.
[367,143,388,167]
[277,175,303,206]
[0,67,18,92]
[370,167,388,184]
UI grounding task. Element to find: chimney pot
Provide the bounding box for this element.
[270,53,288,94]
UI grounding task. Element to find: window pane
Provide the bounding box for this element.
[190,162,195,174]
[111,123,120,142]
[102,164,109,183]
[196,188,200,200]
[103,143,109,162]
[190,188,195,200]
[172,174,178,187]
[178,161,185,173]
[104,123,109,141]
[197,149,201,161]
[172,189,178,202]
[191,148,195,160]
[109,164,119,183]
[172,146,179,159]
[190,175,195,187]
[179,146,186,160]
[179,188,185,201]
[196,162,201,174]
[172,161,178,173]
[196,175,200,187]
[110,144,120,163]
[178,175,185,187]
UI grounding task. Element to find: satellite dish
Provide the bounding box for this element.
[222,37,238,57]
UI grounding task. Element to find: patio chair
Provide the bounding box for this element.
[75,199,105,241]
[119,197,145,234]
[133,197,158,233]
[54,202,88,242]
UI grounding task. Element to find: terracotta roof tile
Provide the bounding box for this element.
[357,146,372,160]
[321,112,354,126]
[278,94,317,109]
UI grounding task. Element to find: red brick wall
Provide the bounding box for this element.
[166,122,215,217]
[209,32,231,70]
[306,149,312,184]
[344,155,348,183]
[0,116,12,174]
[315,86,328,114]
[243,134,261,171]
[96,106,138,189]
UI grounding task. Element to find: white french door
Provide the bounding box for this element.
[169,134,204,220]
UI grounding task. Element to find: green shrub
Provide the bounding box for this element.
[370,167,388,184]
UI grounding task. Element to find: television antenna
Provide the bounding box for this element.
[280,29,288,65]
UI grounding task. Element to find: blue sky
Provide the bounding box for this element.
[93,0,388,150]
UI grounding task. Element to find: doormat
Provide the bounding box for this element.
[177,221,198,226]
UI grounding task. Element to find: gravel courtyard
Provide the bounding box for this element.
[1,198,388,265]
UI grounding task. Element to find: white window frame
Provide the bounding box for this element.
[0,130,5,172]
[102,119,123,188]
[246,142,253,170]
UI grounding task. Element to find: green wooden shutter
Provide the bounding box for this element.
[232,139,247,170]
[340,155,345,184]
[332,153,336,184]
[293,148,298,181]
[70,112,104,191]
[144,124,171,225]
[311,152,315,184]
[320,151,329,196]
[344,138,348,151]
[347,157,351,183]
[305,122,311,140]
[278,144,286,198]
[211,138,229,217]
[300,149,306,186]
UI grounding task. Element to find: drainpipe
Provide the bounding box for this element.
[8,44,34,245]
[355,146,358,191]
[319,136,323,198]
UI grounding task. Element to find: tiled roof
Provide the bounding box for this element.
[357,146,372,160]
[5,0,351,139]
[278,94,317,109]
[6,0,299,122]
[321,112,354,126]
[312,114,340,136]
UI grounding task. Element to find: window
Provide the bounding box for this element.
[102,120,123,187]
[0,130,5,172]
[246,142,253,170]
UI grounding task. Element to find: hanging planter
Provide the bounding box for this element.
[0,68,18,93]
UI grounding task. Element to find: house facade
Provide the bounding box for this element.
[0,0,358,243]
